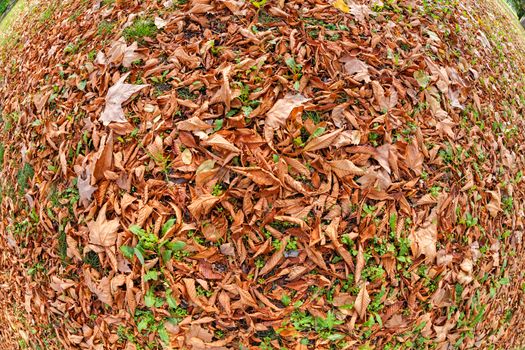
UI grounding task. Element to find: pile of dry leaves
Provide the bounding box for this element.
[1,0,525,348]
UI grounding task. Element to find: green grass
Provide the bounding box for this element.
[0,0,28,48]
[123,18,157,42]
[0,0,10,15]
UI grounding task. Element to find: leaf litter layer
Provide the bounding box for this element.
[1,0,525,349]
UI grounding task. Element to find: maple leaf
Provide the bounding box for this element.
[99,72,148,125]
[107,39,145,68]
[349,4,372,23]
[88,204,120,253]
[84,268,113,306]
[77,168,97,207]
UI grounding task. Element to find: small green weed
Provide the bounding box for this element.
[123,18,157,41]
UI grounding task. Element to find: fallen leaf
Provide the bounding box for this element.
[188,194,221,219]
[349,4,371,23]
[486,190,501,217]
[354,283,370,319]
[332,0,349,13]
[328,159,365,178]
[154,16,168,29]
[265,94,309,129]
[414,70,430,88]
[99,72,148,125]
[77,168,97,207]
[88,204,120,252]
[410,208,438,261]
[84,269,113,306]
[303,129,342,152]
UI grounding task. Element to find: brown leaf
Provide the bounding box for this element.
[107,39,145,68]
[177,116,211,132]
[201,134,240,153]
[188,194,220,219]
[340,57,370,83]
[229,166,280,186]
[410,208,438,261]
[88,204,120,252]
[354,283,370,320]
[99,72,148,125]
[405,141,423,176]
[77,168,97,207]
[328,159,365,178]
[84,269,113,306]
[260,236,288,275]
[265,94,309,129]
[303,129,342,152]
[486,190,501,217]
[219,243,235,257]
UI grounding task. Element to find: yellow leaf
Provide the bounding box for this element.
[333,0,350,13]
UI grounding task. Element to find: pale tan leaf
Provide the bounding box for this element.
[88,204,120,252]
[181,148,192,165]
[154,16,168,29]
[84,269,112,306]
[405,141,423,176]
[372,81,389,111]
[350,4,372,23]
[107,39,145,67]
[99,72,148,125]
[177,116,212,131]
[340,56,371,83]
[77,168,97,207]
